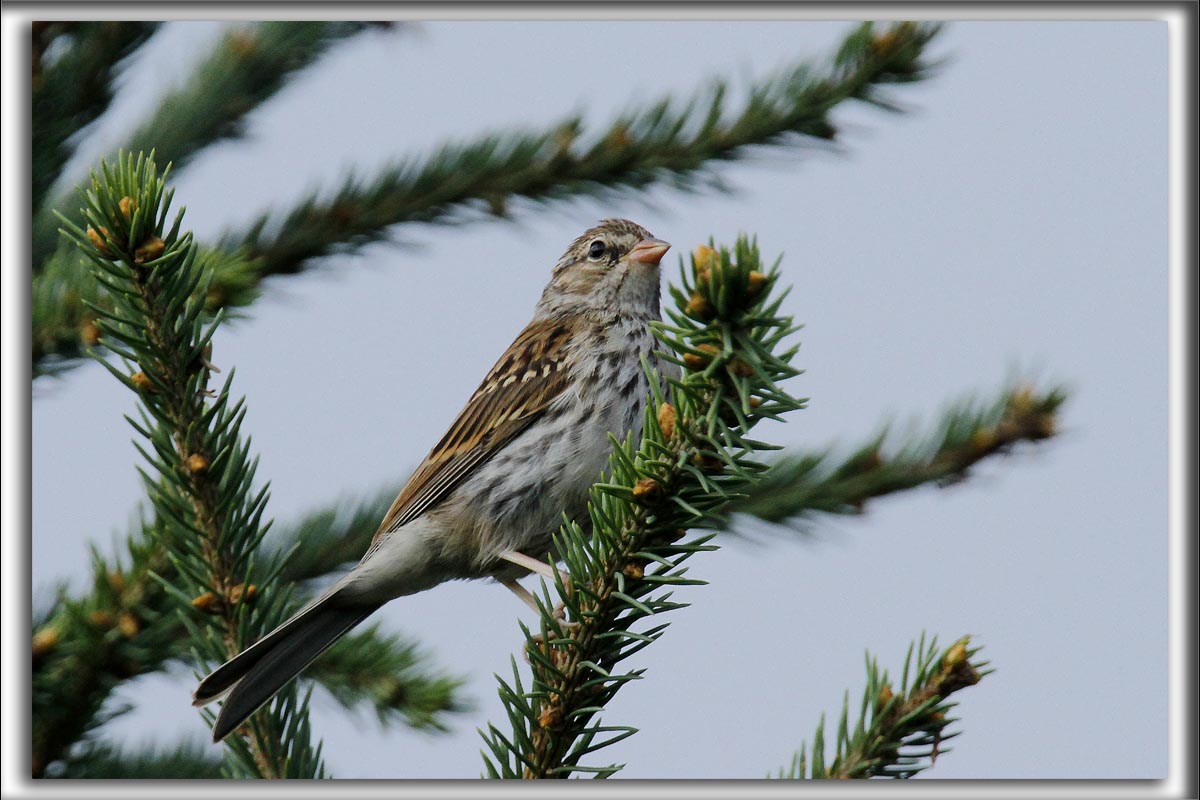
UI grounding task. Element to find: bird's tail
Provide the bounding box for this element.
[193,590,379,742]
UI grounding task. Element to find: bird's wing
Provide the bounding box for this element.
[372,317,576,541]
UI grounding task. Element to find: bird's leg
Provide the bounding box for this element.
[498,550,575,624]
[500,576,575,656]
[499,577,541,615]
[498,550,566,584]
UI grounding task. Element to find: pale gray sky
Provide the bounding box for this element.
[28,20,1168,779]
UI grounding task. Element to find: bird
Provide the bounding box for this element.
[193,219,673,742]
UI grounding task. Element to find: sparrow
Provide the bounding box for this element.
[194,219,673,742]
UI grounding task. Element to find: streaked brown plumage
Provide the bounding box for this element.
[372,318,575,539]
[194,219,672,742]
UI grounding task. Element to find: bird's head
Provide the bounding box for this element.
[537,219,671,319]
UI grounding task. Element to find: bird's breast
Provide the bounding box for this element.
[442,314,667,571]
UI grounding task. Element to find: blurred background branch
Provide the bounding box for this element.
[32,20,941,378]
[729,383,1065,527]
[32,21,382,271]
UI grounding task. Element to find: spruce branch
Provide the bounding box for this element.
[33,240,261,379]
[269,485,404,584]
[482,237,805,779]
[31,21,942,378]
[33,21,381,267]
[55,152,323,778]
[224,21,939,281]
[311,625,471,732]
[774,634,988,779]
[731,383,1066,526]
[32,510,467,777]
[31,514,177,778]
[113,21,381,177]
[32,21,161,216]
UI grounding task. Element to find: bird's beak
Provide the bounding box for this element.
[627,238,671,266]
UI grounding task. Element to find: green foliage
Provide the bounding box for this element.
[55,152,324,777]
[731,383,1067,526]
[31,513,177,778]
[32,22,377,270]
[112,22,378,176]
[482,237,804,778]
[32,22,161,216]
[773,634,989,779]
[32,20,944,378]
[313,625,471,731]
[34,242,263,379]
[222,22,940,280]
[31,502,468,777]
[267,485,405,583]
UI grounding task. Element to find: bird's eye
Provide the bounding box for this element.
[587,240,607,260]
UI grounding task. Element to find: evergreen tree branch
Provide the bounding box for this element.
[268,485,404,584]
[31,21,942,378]
[223,21,940,280]
[730,383,1066,526]
[33,242,261,379]
[31,515,177,778]
[32,21,382,270]
[32,21,161,216]
[773,634,988,779]
[482,237,805,778]
[311,625,471,732]
[54,152,324,778]
[114,21,380,176]
[31,511,467,777]
[46,740,225,779]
